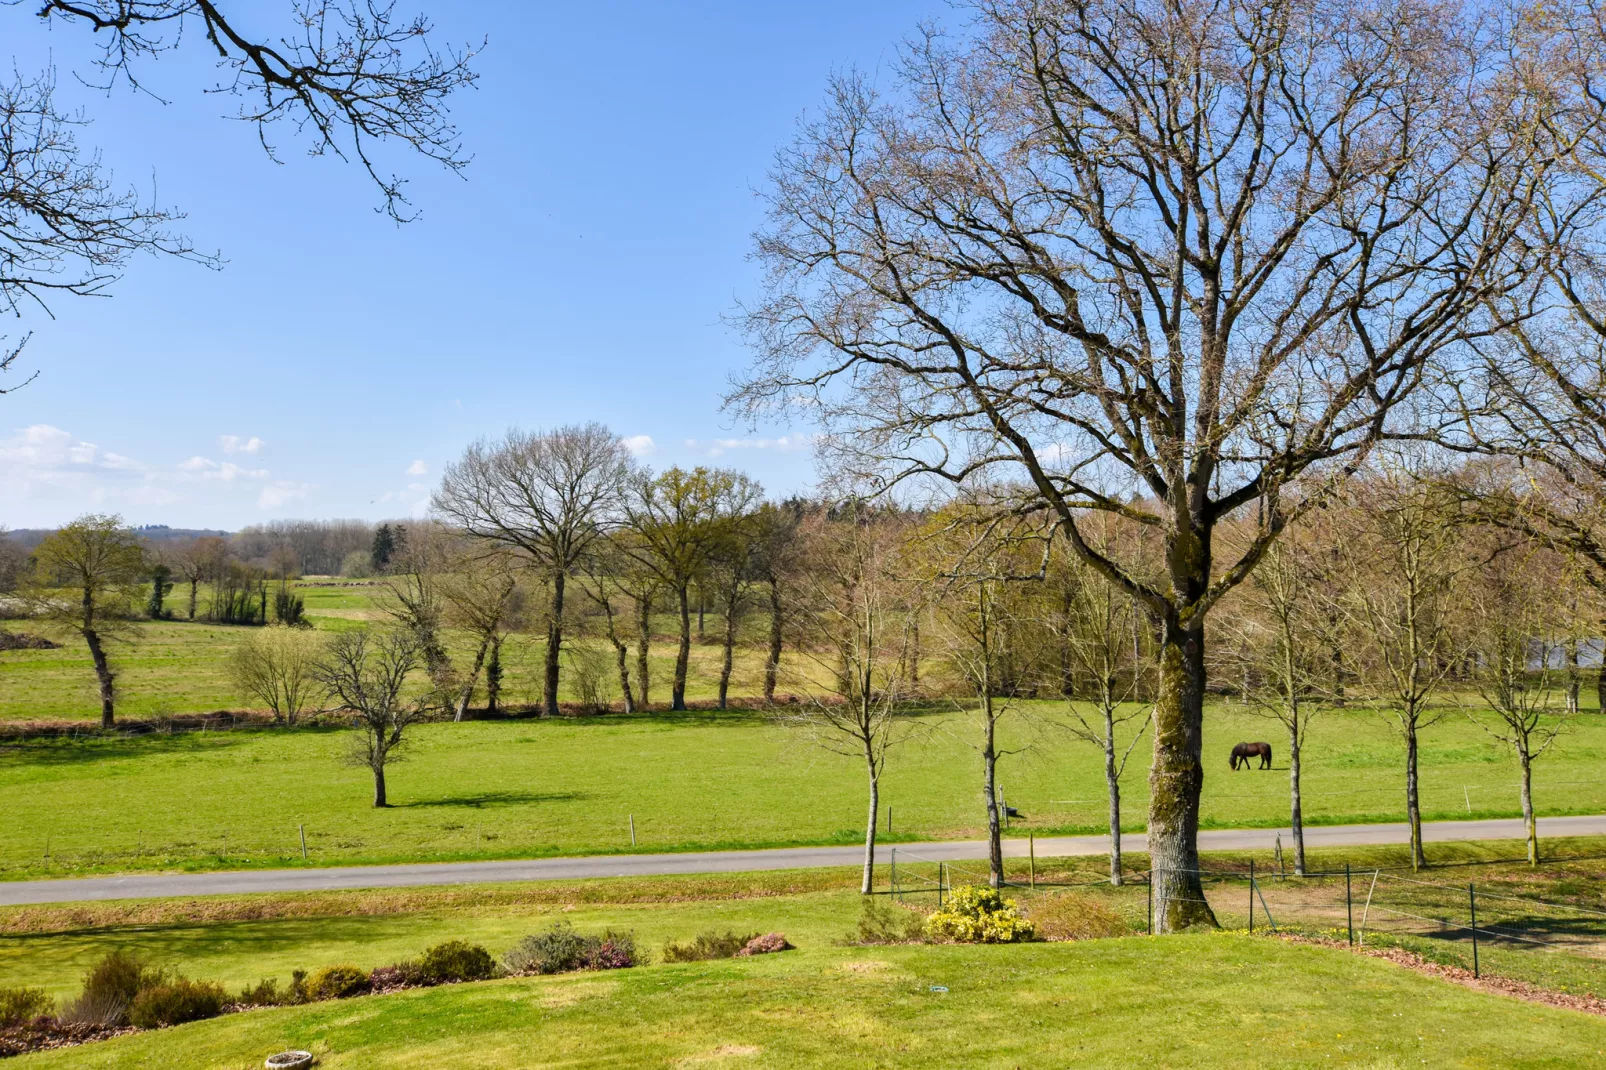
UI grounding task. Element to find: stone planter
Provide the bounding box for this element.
[264,1052,313,1070]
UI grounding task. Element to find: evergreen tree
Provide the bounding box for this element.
[371,524,397,571]
[146,564,172,619]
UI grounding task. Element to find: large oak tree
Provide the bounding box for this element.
[735,0,1554,927]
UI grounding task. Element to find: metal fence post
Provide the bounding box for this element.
[1249,860,1255,934]
[1345,863,1353,947]
[891,847,897,900]
[1469,883,1480,979]
[299,824,307,860]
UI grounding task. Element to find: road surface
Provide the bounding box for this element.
[3,813,1601,907]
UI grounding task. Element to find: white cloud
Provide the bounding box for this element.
[257,481,310,510]
[686,434,813,458]
[622,434,657,457]
[0,424,151,505]
[220,435,265,455]
[406,459,428,476]
[177,457,270,482]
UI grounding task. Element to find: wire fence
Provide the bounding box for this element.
[883,847,1606,993]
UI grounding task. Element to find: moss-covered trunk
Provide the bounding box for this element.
[1148,613,1216,930]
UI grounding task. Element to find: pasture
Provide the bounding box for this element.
[0,701,1602,879]
[3,577,1605,880]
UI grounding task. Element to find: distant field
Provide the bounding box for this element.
[0,699,1600,879]
[0,579,788,721]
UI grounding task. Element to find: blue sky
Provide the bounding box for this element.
[1,0,946,529]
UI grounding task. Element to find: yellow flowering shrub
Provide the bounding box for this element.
[923,885,1035,944]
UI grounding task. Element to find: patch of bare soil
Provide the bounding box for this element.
[1275,932,1606,1017]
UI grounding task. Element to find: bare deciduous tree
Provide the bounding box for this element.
[24,514,144,726]
[316,627,426,807]
[434,423,633,717]
[1338,462,1468,870]
[779,501,917,894]
[375,521,453,698]
[733,0,1550,927]
[1050,529,1152,885]
[1217,529,1336,876]
[1462,542,1574,865]
[17,0,479,224]
[439,548,525,721]
[171,536,227,620]
[622,466,761,710]
[231,624,322,724]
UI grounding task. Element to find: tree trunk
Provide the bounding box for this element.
[486,638,503,715]
[764,578,782,704]
[1103,717,1122,886]
[373,763,388,808]
[636,593,652,708]
[84,626,115,729]
[862,762,880,895]
[1289,723,1306,877]
[542,572,566,717]
[612,637,635,713]
[1148,616,1215,930]
[697,589,705,639]
[982,694,1003,889]
[718,590,738,710]
[1520,747,1537,866]
[1567,638,1581,715]
[454,636,490,722]
[187,579,198,621]
[909,617,920,690]
[1405,722,1425,870]
[672,584,691,711]
[529,575,558,717]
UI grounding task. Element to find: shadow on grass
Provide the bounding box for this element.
[402,791,589,810]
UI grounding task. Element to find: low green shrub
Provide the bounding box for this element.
[660,930,758,963]
[0,987,50,1028]
[236,977,294,1007]
[302,964,369,1001]
[924,885,1035,944]
[502,923,639,975]
[419,940,495,984]
[61,951,167,1026]
[127,979,227,1028]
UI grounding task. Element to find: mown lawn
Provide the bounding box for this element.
[0,698,1601,879]
[11,934,1606,1069]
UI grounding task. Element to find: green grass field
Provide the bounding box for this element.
[0,580,781,721]
[4,580,1605,879]
[0,699,1600,879]
[4,842,1603,1067]
[10,932,1606,1068]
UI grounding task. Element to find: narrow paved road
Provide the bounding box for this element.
[3,814,1602,907]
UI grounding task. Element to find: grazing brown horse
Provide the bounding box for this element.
[1230,742,1273,770]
